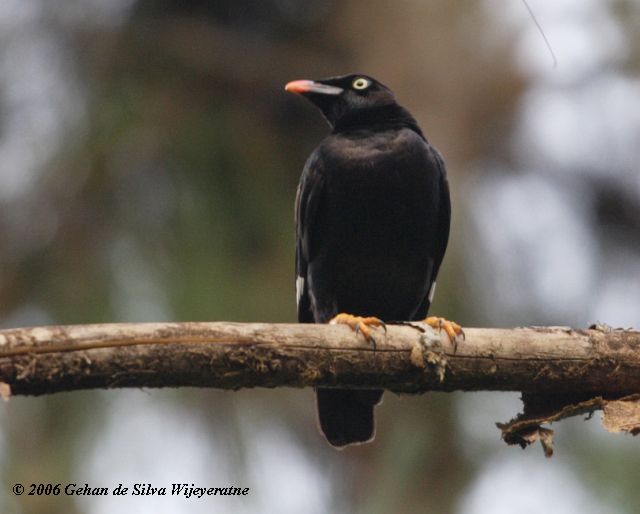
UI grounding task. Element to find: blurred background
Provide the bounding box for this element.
[0,0,639,512]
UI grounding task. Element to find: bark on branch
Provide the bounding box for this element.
[0,322,638,397]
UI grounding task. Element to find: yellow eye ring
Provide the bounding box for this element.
[352,78,370,90]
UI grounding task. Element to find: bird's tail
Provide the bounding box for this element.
[316,388,384,448]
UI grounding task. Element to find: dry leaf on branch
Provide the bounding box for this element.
[497,393,640,456]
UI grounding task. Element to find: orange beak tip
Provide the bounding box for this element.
[285,80,313,94]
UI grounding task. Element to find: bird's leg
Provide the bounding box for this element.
[330,313,386,346]
[424,316,464,345]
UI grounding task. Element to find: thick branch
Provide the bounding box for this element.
[0,322,638,396]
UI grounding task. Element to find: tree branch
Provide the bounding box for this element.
[0,322,638,397]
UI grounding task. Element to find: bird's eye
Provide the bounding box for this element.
[352,78,370,90]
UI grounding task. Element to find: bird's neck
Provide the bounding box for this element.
[332,104,425,138]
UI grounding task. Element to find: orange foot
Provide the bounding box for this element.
[424,316,464,344]
[330,313,386,345]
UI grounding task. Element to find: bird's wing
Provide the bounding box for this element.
[430,147,451,279]
[413,145,451,320]
[295,150,327,323]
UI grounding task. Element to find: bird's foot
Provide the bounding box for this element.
[424,316,464,345]
[330,313,386,346]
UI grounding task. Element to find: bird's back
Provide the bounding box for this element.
[305,126,447,323]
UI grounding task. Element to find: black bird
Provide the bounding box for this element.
[286,74,460,448]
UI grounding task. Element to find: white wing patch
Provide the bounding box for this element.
[296,276,305,306]
[428,281,437,303]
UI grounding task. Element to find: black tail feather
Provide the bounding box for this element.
[316,388,384,448]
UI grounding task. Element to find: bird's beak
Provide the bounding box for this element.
[285,80,343,96]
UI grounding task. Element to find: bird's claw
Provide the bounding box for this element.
[330,313,386,346]
[424,316,464,345]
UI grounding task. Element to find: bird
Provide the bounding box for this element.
[285,74,460,448]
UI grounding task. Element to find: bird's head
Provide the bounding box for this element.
[285,74,397,128]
